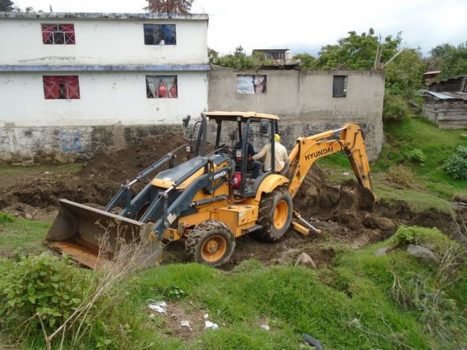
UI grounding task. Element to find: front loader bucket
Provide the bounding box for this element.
[45,199,163,269]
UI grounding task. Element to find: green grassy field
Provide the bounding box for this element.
[0,214,465,349]
[0,116,466,349]
[318,116,467,211]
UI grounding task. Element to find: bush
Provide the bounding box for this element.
[404,148,426,165]
[444,146,467,180]
[383,94,410,122]
[0,254,85,337]
[0,211,14,224]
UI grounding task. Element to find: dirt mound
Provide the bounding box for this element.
[0,133,187,211]
[79,132,186,183]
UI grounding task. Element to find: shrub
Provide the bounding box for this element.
[404,148,426,165]
[0,254,85,337]
[443,146,467,180]
[392,225,416,246]
[0,211,14,224]
[383,94,410,122]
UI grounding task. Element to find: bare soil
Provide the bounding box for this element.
[0,134,459,267]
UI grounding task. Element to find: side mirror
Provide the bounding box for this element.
[182,115,191,128]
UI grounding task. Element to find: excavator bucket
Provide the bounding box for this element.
[45,199,163,269]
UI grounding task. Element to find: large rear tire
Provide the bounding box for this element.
[185,221,236,267]
[254,187,293,242]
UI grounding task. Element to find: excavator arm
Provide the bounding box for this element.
[287,123,372,198]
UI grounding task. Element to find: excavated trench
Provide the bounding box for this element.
[0,134,462,266]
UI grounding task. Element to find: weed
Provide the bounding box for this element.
[404,148,426,165]
[443,146,467,180]
[392,226,416,246]
[0,212,14,224]
[384,165,419,189]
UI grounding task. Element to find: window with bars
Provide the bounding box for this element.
[146,76,178,99]
[43,76,80,99]
[42,24,76,45]
[144,24,176,45]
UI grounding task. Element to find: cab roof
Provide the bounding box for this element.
[205,111,280,121]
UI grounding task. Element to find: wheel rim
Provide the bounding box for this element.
[201,235,228,263]
[273,199,289,230]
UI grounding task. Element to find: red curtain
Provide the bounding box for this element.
[43,76,80,99]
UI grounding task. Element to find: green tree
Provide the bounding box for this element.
[212,46,266,70]
[428,42,467,79]
[293,53,318,70]
[316,29,401,70]
[0,0,14,11]
[208,48,219,64]
[385,49,426,99]
[145,0,193,14]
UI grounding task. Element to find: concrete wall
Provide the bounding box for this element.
[0,71,208,126]
[0,13,209,162]
[208,67,384,159]
[0,123,183,163]
[0,17,208,65]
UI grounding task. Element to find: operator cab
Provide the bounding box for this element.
[189,111,281,198]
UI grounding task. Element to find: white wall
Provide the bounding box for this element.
[0,19,208,65]
[0,71,208,126]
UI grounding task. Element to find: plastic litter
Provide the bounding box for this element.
[180,320,192,331]
[148,301,168,315]
[203,314,219,330]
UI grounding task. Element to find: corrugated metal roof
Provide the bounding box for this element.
[422,90,467,101]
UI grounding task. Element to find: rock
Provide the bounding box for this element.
[374,247,391,256]
[25,213,33,220]
[363,215,395,232]
[260,323,270,331]
[295,253,316,268]
[407,244,439,264]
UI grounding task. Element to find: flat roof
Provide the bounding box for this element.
[0,12,208,21]
[206,111,280,120]
[253,49,290,52]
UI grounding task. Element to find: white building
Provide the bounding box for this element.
[0,12,209,160]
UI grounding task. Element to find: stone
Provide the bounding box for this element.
[295,252,316,268]
[25,213,33,220]
[407,244,439,264]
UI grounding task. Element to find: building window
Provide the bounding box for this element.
[43,76,80,99]
[237,75,267,94]
[42,24,76,45]
[146,76,178,98]
[144,24,176,45]
[333,75,347,97]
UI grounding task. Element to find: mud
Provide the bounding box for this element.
[0,133,462,267]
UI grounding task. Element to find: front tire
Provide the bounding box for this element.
[254,187,293,242]
[185,221,236,267]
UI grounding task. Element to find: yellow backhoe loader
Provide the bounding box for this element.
[45,111,373,268]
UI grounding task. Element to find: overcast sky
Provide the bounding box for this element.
[13,0,467,55]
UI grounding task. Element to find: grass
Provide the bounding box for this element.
[119,226,465,349]
[375,117,467,198]
[374,183,454,215]
[0,212,48,257]
[0,215,465,349]
[317,117,467,211]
